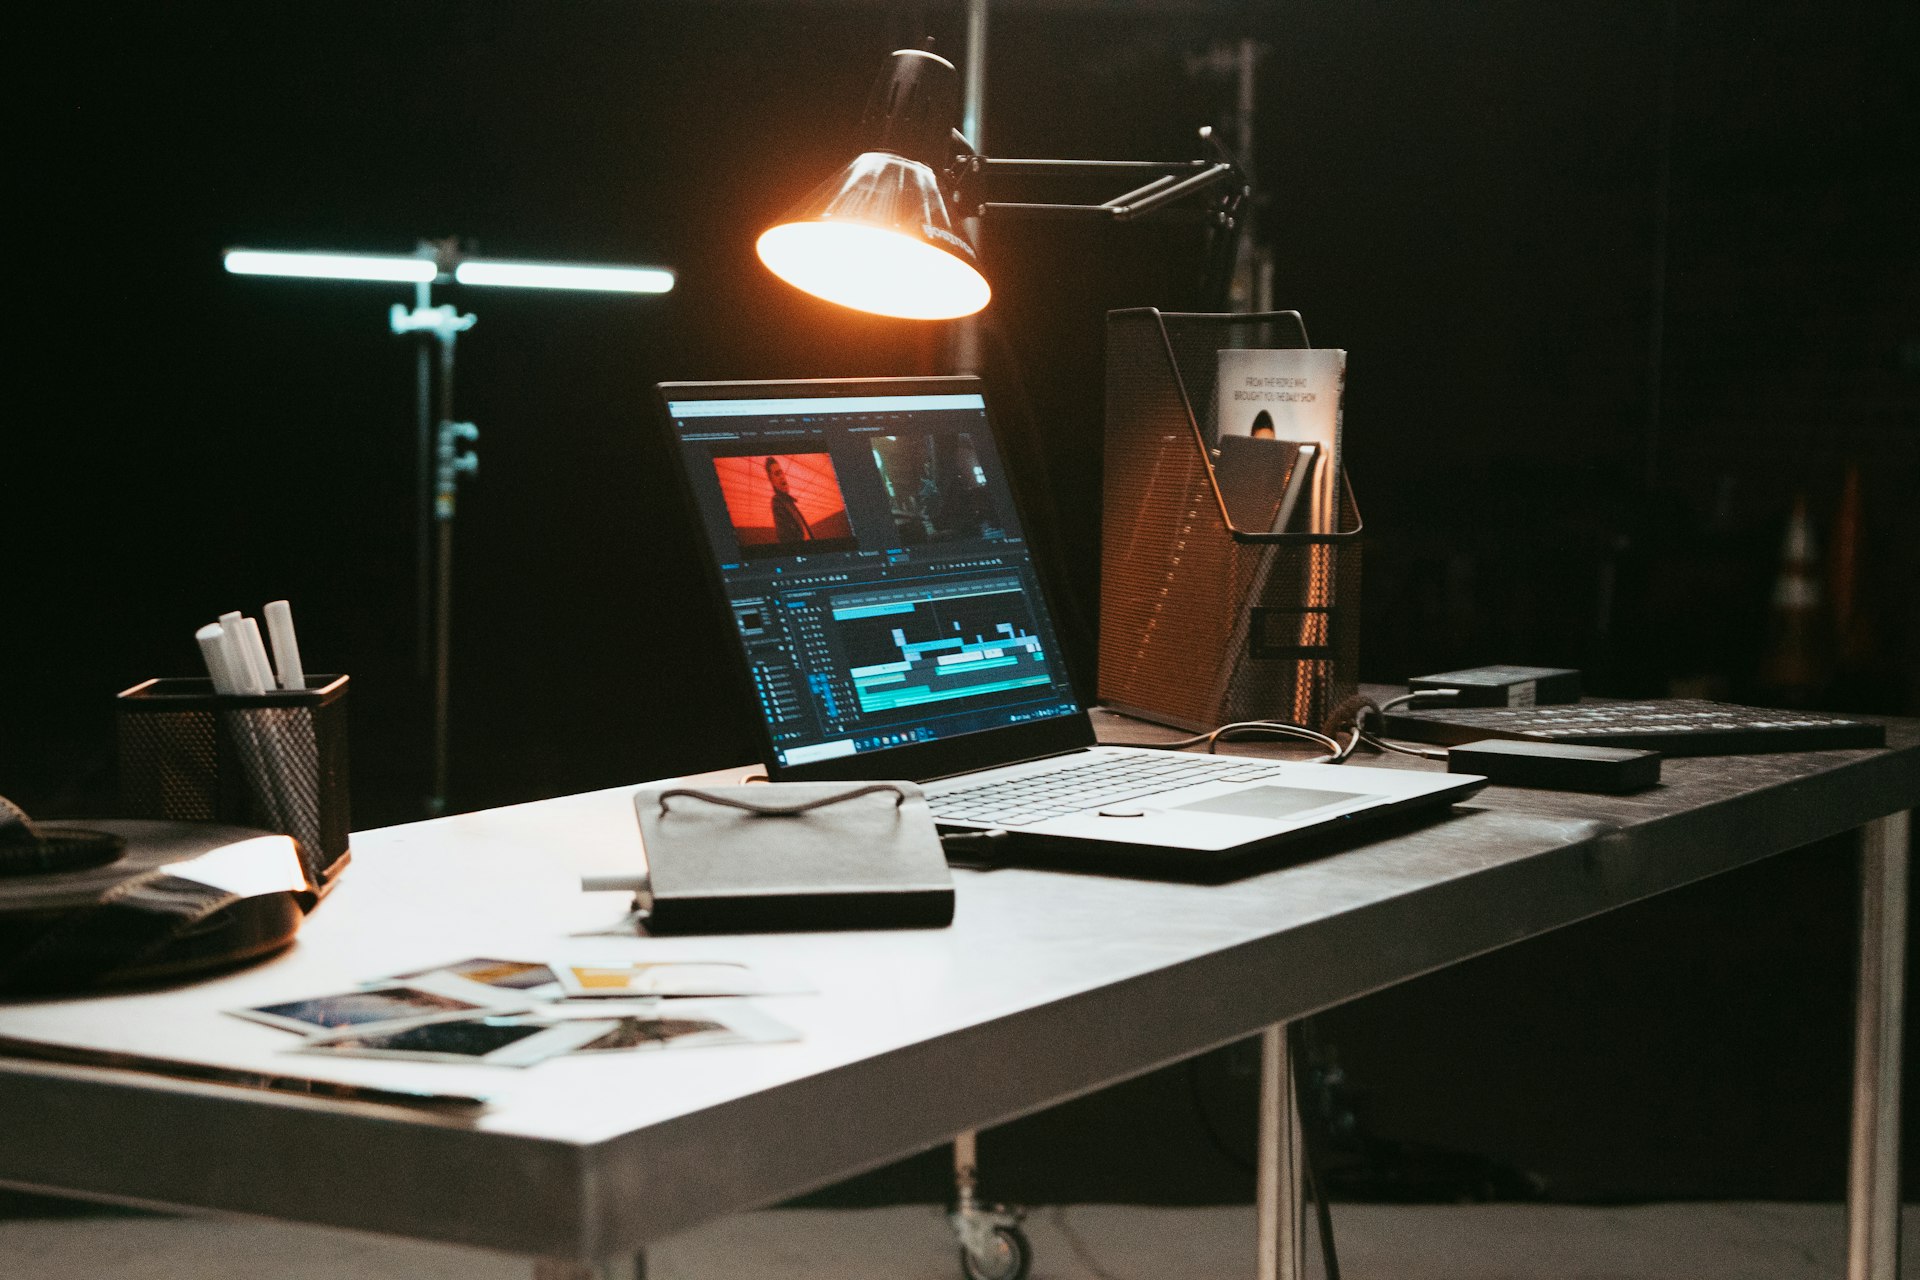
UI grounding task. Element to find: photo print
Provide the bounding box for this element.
[378,957,562,996]
[868,431,1000,546]
[230,982,524,1036]
[553,960,809,999]
[573,1016,733,1052]
[569,1001,801,1054]
[298,1016,611,1067]
[712,450,856,557]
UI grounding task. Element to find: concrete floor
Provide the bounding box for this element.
[1,1202,1910,1279]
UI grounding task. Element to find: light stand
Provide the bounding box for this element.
[386,252,478,816]
[223,241,672,815]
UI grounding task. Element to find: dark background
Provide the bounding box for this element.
[9,0,1918,1208]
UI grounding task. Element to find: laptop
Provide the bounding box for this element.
[656,375,1484,866]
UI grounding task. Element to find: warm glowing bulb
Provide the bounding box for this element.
[756,221,990,321]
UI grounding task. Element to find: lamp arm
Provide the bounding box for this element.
[950,129,1248,226]
[982,162,1239,223]
[978,157,1215,174]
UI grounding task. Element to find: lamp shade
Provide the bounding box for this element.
[757,151,990,321]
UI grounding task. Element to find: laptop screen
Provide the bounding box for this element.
[661,379,1083,773]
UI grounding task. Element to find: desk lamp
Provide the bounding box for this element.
[757,46,1248,321]
[223,239,674,815]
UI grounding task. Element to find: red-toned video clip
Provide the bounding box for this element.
[713,451,854,549]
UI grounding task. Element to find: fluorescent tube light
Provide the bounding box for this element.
[223,250,438,284]
[452,260,675,293]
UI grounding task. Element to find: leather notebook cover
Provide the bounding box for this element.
[632,782,954,934]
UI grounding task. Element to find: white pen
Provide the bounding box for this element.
[195,624,239,695]
[238,617,277,694]
[217,612,266,695]
[263,600,306,691]
[203,620,292,837]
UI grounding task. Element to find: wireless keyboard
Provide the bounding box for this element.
[1382,698,1885,756]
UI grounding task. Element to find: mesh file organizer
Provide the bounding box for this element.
[117,675,351,900]
[1100,308,1361,732]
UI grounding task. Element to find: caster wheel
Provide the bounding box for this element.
[958,1224,1031,1280]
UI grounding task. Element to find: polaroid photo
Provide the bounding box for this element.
[230,976,529,1037]
[545,998,666,1020]
[297,1016,615,1068]
[552,960,808,1000]
[569,1001,801,1055]
[374,957,563,999]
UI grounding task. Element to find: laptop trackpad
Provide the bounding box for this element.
[1174,786,1366,820]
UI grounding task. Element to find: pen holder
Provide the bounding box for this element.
[116,675,351,902]
[1100,308,1362,732]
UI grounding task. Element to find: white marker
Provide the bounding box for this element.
[217,612,265,695]
[238,617,277,693]
[196,624,239,695]
[263,600,306,691]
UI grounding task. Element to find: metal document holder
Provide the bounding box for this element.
[116,675,352,901]
[1100,308,1362,732]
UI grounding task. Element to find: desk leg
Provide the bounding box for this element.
[533,1255,644,1280]
[1849,810,1909,1280]
[1257,1022,1305,1280]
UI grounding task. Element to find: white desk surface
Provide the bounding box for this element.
[3,720,1915,1263]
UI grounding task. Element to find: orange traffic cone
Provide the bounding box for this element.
[1826,463,1887,706]
[1757,493,1829,705]
[1828,464,1881,669]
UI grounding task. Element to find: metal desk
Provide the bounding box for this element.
[2,710,1913,1279]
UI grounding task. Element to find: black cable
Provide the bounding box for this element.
[1206,722,1342,756]
[1359,731,1447,761]
[1358,690,1458,761]
[1142,719,1343,757]
[1180,1030,1341,1280]
[1319,692,1377,738]
[1377,688,1459,715]
[1048,1206,1132,1280]
[1292,1024,1342,1280]
[1152,691,1456,766]
[1183,1049,1256,1172]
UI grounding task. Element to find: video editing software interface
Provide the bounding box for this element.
[666,390,1081,769]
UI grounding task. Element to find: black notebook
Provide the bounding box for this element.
[1213,437,1317,535]
[632,782,954,934]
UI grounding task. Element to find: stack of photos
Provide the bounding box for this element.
[226,957,802,1068]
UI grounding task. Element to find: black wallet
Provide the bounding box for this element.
[632,782,954,934]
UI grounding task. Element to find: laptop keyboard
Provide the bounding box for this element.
[927,752,1289,826]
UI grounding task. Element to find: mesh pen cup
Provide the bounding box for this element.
[116,675,351,901]
[1101,308,1362,732]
